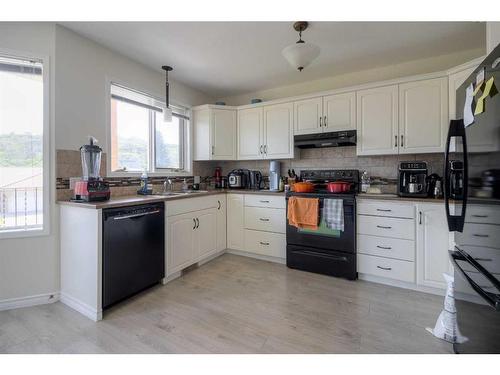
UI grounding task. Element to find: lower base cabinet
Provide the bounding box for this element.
[227,194,245,250]
[244,229,286,258]
[358,253,415,283]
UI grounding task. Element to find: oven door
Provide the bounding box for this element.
[286,194,355,253]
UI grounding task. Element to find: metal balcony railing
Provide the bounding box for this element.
[0,187,43,231]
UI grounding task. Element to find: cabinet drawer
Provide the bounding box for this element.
[457,246,500,275]
[244,207,286,234]
[357,215,415,240]
[166,195,221,216]
[357,234,415,261]
[357,200,415,219]
[466,205,500,225]
[358,254,415,283]
[244,194,286,209]
[244,229,286,258]
[457,223,500,249]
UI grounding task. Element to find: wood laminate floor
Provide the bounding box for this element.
[0,254,459,353]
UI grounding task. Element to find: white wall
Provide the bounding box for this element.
[0,23,59,303]
[218,48,484,105]
[55,25,213,152]
[487,22,500,53]
[0,23,213,306]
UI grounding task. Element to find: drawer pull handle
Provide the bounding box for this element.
[377,266,392,271]
[472,214,488,218]
[259,218,270,222]
[474,257,493,262]
[260,200,270,203]
[376,245,392,250]
[377,225,392,229]
[376,209,392,212]
[259,241,270,246]
[473,234,489,238]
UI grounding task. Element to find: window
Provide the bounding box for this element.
[0,54,46,235]
[110,83,189,174]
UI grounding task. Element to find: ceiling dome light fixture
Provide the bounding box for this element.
[282,21,320,72]
[162,65,173,122]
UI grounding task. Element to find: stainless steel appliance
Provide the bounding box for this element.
[73,137,110,202]
[249,170,263,190]
[398,161,428,197]
[269,161,281,191]
[445,43,500,353]
[294,130,357,149]
[228,169,250,189]
[286,169,359,280]
[426,173,443,198]
[102,203,165,309]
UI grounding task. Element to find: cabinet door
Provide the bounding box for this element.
[399,77,448,154]
[293,97,322,135]
[193,108,211,161]
[263,102,294,159]
[416,203,452,289]
[227,194,245,250]
[167,212,196,275]
[237,107,264,160]
[356,85,399,155]
[212,109,237,160]
[216,195,227,252]
[323,92,356,131]
[195,208,217,259]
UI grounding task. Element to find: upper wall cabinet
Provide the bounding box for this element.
[398,77,448,154]
[356,85,399,156]
[193,106,237,161]
[294,92,356,135]
[237,103,294,160]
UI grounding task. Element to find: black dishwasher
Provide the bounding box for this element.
[102,202,165,309]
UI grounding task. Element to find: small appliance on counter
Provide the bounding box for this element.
[448,160,464,200]
[73,137,110,202]
[249,170,263,190]
[228,169,251,189]
[426,173,443,198]
[398,161,428,198]
[269,161,281,191]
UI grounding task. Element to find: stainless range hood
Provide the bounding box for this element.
[294,130,356,149]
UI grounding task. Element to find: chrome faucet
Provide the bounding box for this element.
[163,178,174,192]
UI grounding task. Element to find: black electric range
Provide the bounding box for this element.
[286,169,359,280]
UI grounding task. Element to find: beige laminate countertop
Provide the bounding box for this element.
[57,189,285,209]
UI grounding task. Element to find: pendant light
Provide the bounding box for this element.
[162,65,173,122]
[282,22,320,72]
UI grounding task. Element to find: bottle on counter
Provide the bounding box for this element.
[361,170,371,193]
[137,170,152,195]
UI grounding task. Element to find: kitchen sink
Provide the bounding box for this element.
[154,190,208,196]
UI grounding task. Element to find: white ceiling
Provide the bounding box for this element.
[61,22,485,98]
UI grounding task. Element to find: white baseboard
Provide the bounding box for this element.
[60,292,102,321]
[0,292,59,312]
[226,249,286,265]
[358,273,447,297]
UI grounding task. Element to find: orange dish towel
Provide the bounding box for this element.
[287,196,319,230]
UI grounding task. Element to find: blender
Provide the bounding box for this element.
[73,137,110,202]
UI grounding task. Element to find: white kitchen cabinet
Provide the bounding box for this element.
[398,77,448,154]
[294,92,356,135]
[167,212,197,275]
[263,102,294,159]
[293,97,323,135]
[195,208,217,259]
[237,107,264,160]
[356,85,399,155]
[216,195,227,252]
[227,194,245,250]
[416,203,452,289]
[193,105,237,161]
[323,92,356,132]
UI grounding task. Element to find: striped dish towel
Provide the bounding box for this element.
[323,199,344,231]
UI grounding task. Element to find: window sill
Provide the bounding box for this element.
[107,170,193,178]
[0,227,49,240]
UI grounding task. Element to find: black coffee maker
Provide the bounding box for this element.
[249,170,263,190]
[448,160,464,199]
[398,161,428,198]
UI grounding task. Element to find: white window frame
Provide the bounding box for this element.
[0,48,50,240]
[105,78,193,178]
